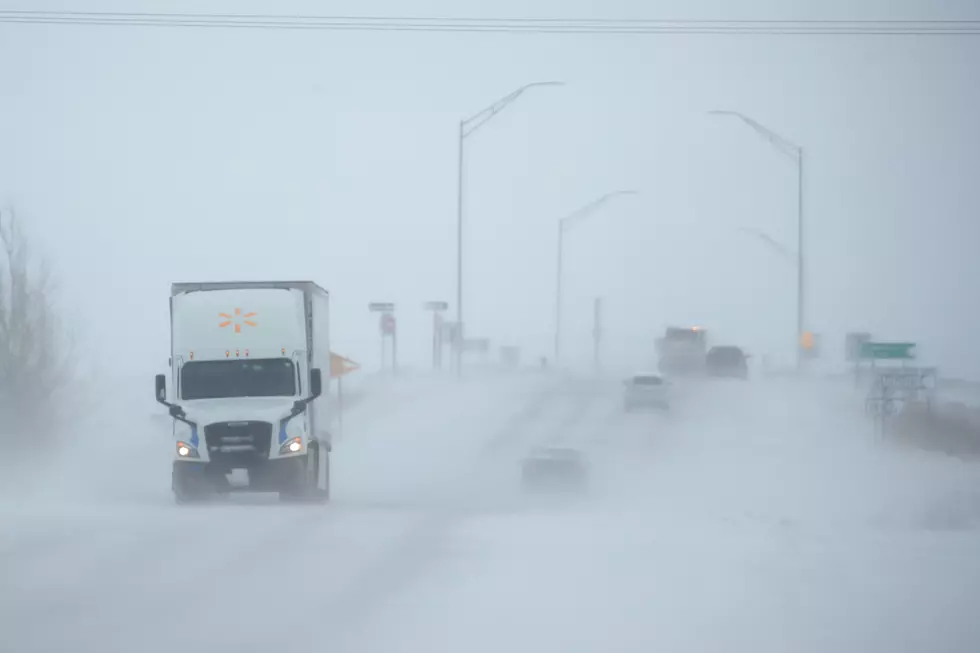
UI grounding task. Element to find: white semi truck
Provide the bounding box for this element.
[155,281,331,503]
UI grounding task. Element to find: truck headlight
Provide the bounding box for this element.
[174,420,200,449]
[278,437,303,455]
[278,410,306,447]
[176,440,200,459]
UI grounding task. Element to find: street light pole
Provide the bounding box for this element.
[709,110,805,370]
[796,147,805,370]
[553,190,638,366]
[454,81,563,377]
[554,223,565,366]
[455,119,464,374]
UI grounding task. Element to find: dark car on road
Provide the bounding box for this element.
[521,446,589,494]
[706,346,749,379]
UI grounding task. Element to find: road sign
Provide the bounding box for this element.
[380,312,396,335]
[800,332,820,358]
[369,302,395,313]
[462,338,490,353]
[423,301,448,311]
[845,332,872,362]
[865,395,903,417]
[330,352,360,378]
[860,342,916,360]
[800,331,815,350]
[879,371,923,390]
[875,367,937,393]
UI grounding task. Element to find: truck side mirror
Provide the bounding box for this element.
[155,374,167,404]
[310,368,323,399]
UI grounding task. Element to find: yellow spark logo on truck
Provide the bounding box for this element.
[219,308,257,333]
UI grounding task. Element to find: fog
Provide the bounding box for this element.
[2,0,980,651]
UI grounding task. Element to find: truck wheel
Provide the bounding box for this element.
[279,448,327,503]
[172,463,207,504]
[319,451,331,503]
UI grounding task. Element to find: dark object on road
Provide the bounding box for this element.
[521,446,588,493]
[706,346,749,379]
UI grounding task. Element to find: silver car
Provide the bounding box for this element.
[623,373,670,412]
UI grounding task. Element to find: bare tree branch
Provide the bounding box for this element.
[0,208,74,440]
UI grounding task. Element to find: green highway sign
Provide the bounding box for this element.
[860,342,916,360]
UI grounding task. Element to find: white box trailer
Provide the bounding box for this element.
[155,281,331,503]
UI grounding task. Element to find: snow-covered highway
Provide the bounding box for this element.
[3,372,980,653]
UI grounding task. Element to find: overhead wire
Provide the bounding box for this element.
[0,11,978,35]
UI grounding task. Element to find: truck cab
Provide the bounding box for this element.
[155,281,331,503]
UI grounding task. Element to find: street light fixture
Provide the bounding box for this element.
[737,227,798,265]
[554,189,638,366]
[709,109,805,369]
[454,81,564,377]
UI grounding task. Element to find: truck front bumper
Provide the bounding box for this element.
[173,456,307,493]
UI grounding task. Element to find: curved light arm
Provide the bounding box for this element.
[709,110,801,160]
[738,227,799,265]
[462,81,563,138]
[560,190,639,232]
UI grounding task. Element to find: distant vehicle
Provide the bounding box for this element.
[623,372,670,412]
[706,346,749,379]
[155,281,332,504]
[521,446,588,493]
[656,326,708,376]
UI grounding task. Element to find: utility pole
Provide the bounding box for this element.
[796,148,805,371]
[708,110,806,370]
[553,223,565,366]
[553,190,638,366]
[455,119,464,377]
[454,81,563,378]
[593,297,602,375]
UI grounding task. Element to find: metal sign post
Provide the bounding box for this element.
[380,313,397,373]
[423,301,449,371]
[329,352,360,440]
[369,302,397,373]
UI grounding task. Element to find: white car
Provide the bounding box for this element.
[623,372,670,412]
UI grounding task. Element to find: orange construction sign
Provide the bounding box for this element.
[330,352,360,378]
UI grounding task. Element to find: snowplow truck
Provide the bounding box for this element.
[656,326,708,377]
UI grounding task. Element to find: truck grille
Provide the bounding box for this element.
[204,421,273,460]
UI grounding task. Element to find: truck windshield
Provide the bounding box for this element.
[181,358,297,400]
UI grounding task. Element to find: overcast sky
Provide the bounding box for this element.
[1,0,978,384]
